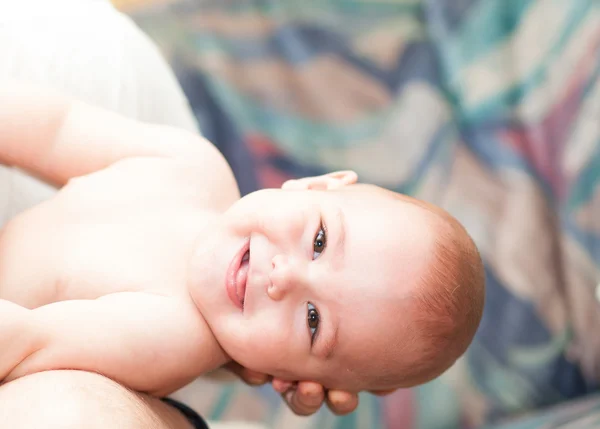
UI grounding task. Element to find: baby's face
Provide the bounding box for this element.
[189,184,437,391]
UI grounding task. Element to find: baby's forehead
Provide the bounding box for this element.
[336,185,432,222]
[339,200,434,272]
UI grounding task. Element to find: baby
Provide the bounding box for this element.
[0,81,485,399]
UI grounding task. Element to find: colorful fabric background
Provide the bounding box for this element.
[119,1,600,428]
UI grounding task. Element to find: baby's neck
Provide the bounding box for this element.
[183,210,241,362]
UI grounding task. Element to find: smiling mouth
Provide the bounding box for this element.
[237,250,250,307]
[226,241,250,310]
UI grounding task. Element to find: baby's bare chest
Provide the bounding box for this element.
[0,160,215,306]
[54,219,193,300]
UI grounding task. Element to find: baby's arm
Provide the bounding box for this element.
[0,80,234,187]
[0,293,228,397]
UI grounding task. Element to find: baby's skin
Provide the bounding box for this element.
[0,81,485,399]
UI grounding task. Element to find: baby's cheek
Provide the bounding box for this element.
[239,327,297,374]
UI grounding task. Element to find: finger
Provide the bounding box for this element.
[242,369,270,385]
[224,362,269,386]
[272,378,295,394]
[223,361,243,374]
[326,390,359,416]
[284,382,324,416]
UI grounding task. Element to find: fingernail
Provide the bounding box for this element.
[329,391,346,405]
[245,372,266,384]
[305,388,320,400]
[284,390,294,404]
[272,383,285,393]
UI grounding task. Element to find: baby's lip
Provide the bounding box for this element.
[225,239,250,310]
[236,250,250,307]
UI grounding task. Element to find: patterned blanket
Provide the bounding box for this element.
[119,1,600,428]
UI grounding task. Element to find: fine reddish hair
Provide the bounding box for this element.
[355,186,486,391]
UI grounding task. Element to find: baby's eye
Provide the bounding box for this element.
[307,303,319,343]
[312,225,327,260]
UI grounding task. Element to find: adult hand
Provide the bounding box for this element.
[225,362,359,416]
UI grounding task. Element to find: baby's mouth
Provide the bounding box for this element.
[236,249,250,308]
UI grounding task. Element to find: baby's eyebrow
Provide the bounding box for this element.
[332,208,346,270]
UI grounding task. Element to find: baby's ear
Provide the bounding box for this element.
[281,170,358,191]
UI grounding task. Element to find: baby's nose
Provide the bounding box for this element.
[268,254,305,300]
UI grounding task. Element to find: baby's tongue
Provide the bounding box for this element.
[236,259,249,302]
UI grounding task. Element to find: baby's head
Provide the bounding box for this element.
[190,171,485,392]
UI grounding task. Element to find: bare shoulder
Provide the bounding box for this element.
[69,139,241,211]
[139,126,241,207]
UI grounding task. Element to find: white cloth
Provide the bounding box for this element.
[0,0,199,226]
